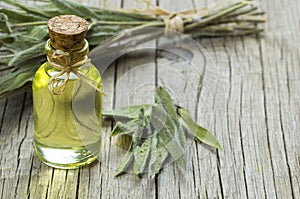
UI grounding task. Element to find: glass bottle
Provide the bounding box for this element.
[32,15,102,169]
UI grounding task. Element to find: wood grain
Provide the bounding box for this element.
[1,0,300,198]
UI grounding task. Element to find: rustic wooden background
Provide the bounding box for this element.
[1,0,300,198]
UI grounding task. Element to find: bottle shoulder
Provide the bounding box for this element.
[32,62,101,90]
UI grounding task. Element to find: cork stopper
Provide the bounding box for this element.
[48,15,89,51]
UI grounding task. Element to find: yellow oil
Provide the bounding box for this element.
[32,62,102,169]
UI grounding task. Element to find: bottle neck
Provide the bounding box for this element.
[45,39,89,66]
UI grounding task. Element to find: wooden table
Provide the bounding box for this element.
[1,0,300,198]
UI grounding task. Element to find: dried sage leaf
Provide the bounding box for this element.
[178,108,223,151]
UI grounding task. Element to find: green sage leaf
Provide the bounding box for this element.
[157,126,186,169]
[28,26,48,41]
[0,69,35,98]
[115,149,134,177]
[2,0,50,18]
[8,42,44,67]
[133,136,151,175]
[148,132,168,178]
[0,8,44,23]
[155,86,187,151]
[50,0,98,19]
[0,13,12,33]
[155,86,178,120]
[155,87,187,169]
[110,120,139,137]
[178,108,223,151]
[112,135,132,153]
[150,104,167,131]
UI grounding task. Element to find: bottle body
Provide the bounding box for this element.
[32,61,102,169]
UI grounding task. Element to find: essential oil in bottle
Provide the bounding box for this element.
[32,15,102,169]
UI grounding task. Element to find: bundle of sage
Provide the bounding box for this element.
[103,87,222,177]
[0,0,264,98]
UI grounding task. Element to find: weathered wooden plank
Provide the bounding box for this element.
[228,37,277,198]
[13,94,34,199]
[194,0,292,197]
[259,0,300,197]
[28,159,53,199]
[260,37,294,198]
[213,38,253,198]
[0,93,28,199]
[0,97,7,198]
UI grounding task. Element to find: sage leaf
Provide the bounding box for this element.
[110,120,139,137]
[155,86,178,120]
[3,35,40,52]
[158,126,187,169]
[28,26,48,41]
[112,134,132,153]
[155,87,187,169]
[0,54,13,65]
[49,0,85,17]
[133,136,151,175]
[155,86,187,152]
[0,8,44,23]
[150,104,167,131]
[50,0,98,19]
[132,109,146,148]
[2,0,51,18]
[0,34,15,45]
[8,43,44,67]
[92,8,156,22]
[148,132,168,178]
[0,70,34,98]
[178,108,223,151]
[115,149,134,177]
[0,61,40,98]
[0,13,12,33]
